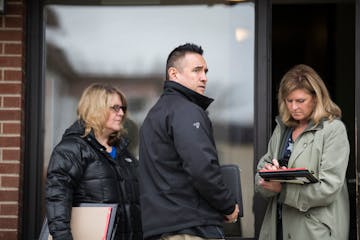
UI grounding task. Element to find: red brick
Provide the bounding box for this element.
[0,30,22,41]
[3,96,21,108]
[5,17,23,28]
[3,123,20,134]
[0,231,17,240]
[0,190,19,201]
[4,70,22,81]
[2,149,20,161]
[0,204,18,215]
[0,0,23,237]
[0,83,21,94]
[0,136,20,147]
[4,43,22,55]
[1,176,19,188]
[4,4,23,15]
[0,56,22,68]
[0,217,18,228]
[0,110,21,121]
[0,163,20,173]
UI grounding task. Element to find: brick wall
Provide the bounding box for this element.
[0,0,25,239]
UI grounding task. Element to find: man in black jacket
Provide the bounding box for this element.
[139,43,239,240]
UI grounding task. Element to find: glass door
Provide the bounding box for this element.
[44,2,255,237]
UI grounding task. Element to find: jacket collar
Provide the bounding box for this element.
[275,116,325,132]
[163,80,214,110]
[63,120,130,152]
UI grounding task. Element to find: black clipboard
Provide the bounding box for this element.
[259,168,318,184]
[39,203,118,240]
[220,164,243,218]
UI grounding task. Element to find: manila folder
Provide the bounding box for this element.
[48,206,113,240]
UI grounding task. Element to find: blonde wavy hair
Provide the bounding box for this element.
[278,64,341,127]
[77,83,127,145]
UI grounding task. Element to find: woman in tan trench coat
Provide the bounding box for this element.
[255,64,350,240]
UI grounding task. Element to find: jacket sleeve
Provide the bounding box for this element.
[45,139,84,240]
[171,104,236,215]
[279,120,350,211]
[254,125,282,198]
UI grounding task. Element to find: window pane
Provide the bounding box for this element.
[44,3,254,237]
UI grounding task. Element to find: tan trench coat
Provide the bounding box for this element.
[255,118,350,240]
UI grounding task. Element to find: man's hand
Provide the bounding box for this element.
[224,204,239,223]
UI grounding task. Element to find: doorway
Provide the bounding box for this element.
[272,1,356,239]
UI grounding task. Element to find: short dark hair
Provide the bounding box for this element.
[166,43,203,80]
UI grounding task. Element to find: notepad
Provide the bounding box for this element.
[259,167,318,184]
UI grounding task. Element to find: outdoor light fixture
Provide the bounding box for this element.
[235,28,249,42]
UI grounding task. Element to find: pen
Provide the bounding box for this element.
[263,158,281,169]
[264,159,273,164]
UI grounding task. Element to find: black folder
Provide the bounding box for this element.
[220,164,243,218]
[39,203,118,240]
[259,167,318,184]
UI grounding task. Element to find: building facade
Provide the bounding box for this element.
[0,0,359,240]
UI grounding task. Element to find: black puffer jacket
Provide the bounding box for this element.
[45,120,142,240]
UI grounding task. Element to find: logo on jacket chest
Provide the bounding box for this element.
[193,122,200,129]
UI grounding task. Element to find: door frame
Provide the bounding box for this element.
[253,0,272,239]
[355,0,360,238]
[23,0,45,239]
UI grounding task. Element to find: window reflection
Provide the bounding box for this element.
[44,3,254,237]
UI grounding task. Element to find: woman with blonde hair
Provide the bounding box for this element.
[45,83,142,240]
[255,64,350,239]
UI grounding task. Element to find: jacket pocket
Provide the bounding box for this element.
[303,212,333,239]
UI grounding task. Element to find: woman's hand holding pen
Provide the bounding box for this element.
[259,159,283,193]
[264,159,280,170]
